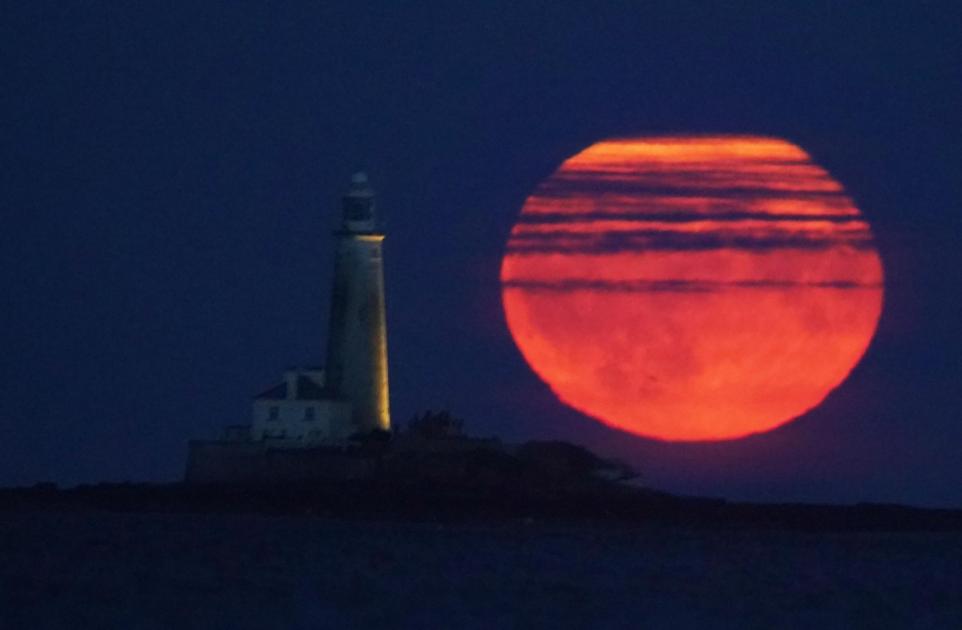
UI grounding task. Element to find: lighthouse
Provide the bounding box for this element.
[324,172,391,433]
[185,172,392,482]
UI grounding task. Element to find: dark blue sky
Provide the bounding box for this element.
[2,2,960,506]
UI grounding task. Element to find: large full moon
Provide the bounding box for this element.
[500,136,884,441]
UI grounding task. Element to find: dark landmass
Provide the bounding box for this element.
[4,447,961,532]
[9,417,961,531]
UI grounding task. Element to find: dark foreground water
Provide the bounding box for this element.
[0,511,959,629]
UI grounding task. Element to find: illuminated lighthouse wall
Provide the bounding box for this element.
[324,172,391,433]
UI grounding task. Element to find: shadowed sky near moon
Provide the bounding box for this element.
[1,2,960,506]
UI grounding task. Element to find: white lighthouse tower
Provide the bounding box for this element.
[184,172,392,481]
[324,172,391,433]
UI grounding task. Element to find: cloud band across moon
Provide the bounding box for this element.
[506,138,875,263]
[502,278,884,293]
[500,135,884,442]
[506,230,876,254]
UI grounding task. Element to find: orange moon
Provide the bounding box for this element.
[500,135,884,441]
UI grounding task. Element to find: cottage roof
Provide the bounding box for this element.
[254,375,331,401]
